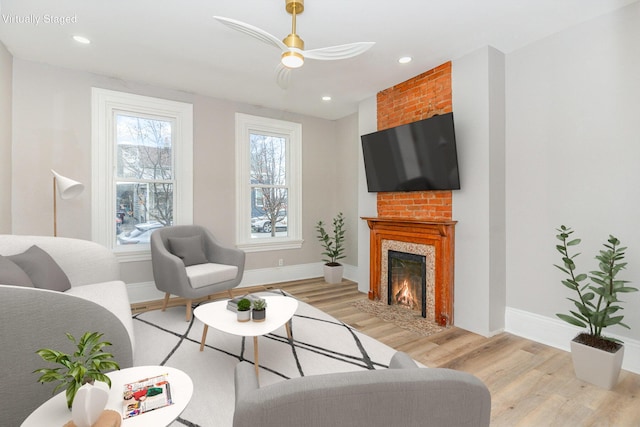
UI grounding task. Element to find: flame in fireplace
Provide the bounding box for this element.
[394,280,417,309]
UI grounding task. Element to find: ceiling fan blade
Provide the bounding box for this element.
[303,42,375,61]
[275,64,291,90]
[213,16,288,52]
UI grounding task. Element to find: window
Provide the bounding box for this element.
[236,113,302,251]
[92,88,193,261]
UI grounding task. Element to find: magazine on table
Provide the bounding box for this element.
[122,373,173,419]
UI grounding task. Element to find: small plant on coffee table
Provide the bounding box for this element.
[251,298,267,322]
[237,298,252,322]
[237,298,251,311]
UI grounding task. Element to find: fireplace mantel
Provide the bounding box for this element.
[362,217,456,326]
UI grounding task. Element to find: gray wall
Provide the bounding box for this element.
[505,1,640,341]
[0,41,11,233]
[451,46,506,336]
[334,112,360,264]
[9,59,359,283]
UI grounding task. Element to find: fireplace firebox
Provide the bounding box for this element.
[387,250,427,318]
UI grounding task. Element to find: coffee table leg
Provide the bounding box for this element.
[200,324,209,352]
[253,336,259,379]
[285,320,293,341]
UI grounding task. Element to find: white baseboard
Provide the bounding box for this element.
[505,307,640,375]
[126,262,359,304]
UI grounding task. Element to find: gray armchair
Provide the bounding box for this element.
[150,225,245,321]
[233,351,491,427]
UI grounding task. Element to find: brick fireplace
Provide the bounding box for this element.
[363,61,456,327]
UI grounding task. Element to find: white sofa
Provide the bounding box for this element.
[0,235,135,426]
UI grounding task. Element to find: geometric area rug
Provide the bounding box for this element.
[132,290,399,427]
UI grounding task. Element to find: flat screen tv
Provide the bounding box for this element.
[361,112,460,192]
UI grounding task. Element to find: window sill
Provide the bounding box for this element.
[114,245,152,263]
[237,239,304,253]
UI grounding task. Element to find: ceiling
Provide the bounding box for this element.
[0,0,637,120]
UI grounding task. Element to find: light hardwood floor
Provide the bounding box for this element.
[132,278,640,426]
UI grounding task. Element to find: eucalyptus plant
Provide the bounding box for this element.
[316,212,346,265]
[33,331,120,408]
[554,225,638,347]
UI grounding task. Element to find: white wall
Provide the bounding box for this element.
[10,60,359,287]
[452,46,506,336]
[357,96,378,294]
[505,2,640,370]
[0,42,12,233]
[335,112,361,267]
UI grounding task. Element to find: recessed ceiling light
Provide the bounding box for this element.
[322,96,332,101]
[398,56,412,64]
[73,35,91,45]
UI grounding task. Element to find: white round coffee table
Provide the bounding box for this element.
[22,366,193,427]
[194,295,298,379]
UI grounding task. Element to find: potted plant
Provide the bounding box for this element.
[33,331,120,409]
[554,225,638,389]
[237,298,252,322]
[252,298,267,322]
[316,212,346,284]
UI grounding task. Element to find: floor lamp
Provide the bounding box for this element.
[51,169,84,237]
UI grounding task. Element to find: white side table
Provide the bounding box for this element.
[22,366,193,427]
[194,295,298,379]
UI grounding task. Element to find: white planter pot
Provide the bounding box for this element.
[570,339,624,389]
[237,310,251,322]
[323,264,344,284]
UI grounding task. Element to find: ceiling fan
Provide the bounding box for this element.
[214,0,375,88]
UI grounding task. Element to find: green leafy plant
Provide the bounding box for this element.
[315,212,346,265]
[33,331,120,408]
[554,225,638,350]
[237,298,252,311]
[252,298,267,311]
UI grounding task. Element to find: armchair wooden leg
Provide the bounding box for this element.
[162,293,171,312]
[186,300,193,322]
[228,289,234,299]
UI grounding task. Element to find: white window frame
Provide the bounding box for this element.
[235,113,303,252]
[91,88,193,262]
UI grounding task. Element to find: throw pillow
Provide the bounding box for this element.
[168,235,208,267]
[8,245,72,292]
[0,255,35,287]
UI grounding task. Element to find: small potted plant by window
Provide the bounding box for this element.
[316,212,346,284]
[33,331,120,409]
[237,298,252,322]
[252,298,267,322]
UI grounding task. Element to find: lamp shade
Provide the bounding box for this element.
[51,169,84,200]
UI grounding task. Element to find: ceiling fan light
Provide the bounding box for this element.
[281,51,304,69]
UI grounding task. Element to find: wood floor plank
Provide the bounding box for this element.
[278,279,640,426]
[134,278,640,425]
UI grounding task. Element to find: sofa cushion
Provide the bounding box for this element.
[0,256,35,287]
[7,245,71,292]
[168,235,208,267]
[185,263,238,289]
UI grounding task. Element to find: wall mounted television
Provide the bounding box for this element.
[361,112,460,192]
